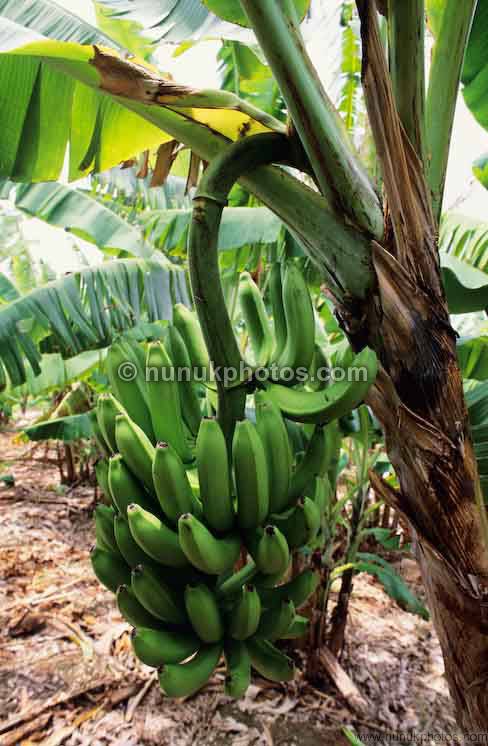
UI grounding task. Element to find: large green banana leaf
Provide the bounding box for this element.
[465,379,488,499]
[0,0,123,48]
[24,412,93,441]
[0,271,20,303]
[440,213,488,271]
[473,152,488,193]
[0,22,282,183]
[0,256,188,387]
[458,337,488,381]
[97,0,309,41]
[14,350,103,397]
[440,253,488,313]
[1,181,152,257]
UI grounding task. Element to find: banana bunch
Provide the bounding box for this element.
[238,262,315,378]
[90,293,378,699]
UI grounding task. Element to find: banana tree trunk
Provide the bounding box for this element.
[353,2,488,730]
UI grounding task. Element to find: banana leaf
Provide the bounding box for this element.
[23,412,93,441]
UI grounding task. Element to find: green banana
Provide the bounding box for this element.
[165,326,202,435]
[114,514,148,568]
[224,640,251,698]
[255,391,292,513]
[257,569,320,610]
[266,347,378,424]
[229,584,261,640]
[96,393,126,454]
[308,344,330,391]
[276,261,315,373]
[232,420,269,530]
[90,547,131,593]
[105,341,155,441]
[268,261,287,362]
[132,627,199,667]
[282,614,309,639]
[116,584,163,629]
[131,564,187,624]
[127,504,189,568]
[158,643,222,698]
[255,525,290,576]
[94,505,119,554]
[307,474,331,517]
[90,411,110,458]
[184,584,224,643]
[216,561,258,599]
[94,458,111,501]
[289,425,328,500]
[196,418,234,533]
[256,597,295,641]
[173,304,211,380]
[146,341,193,463]
[115,414,155,494]
[238,272,273,366]
[108,454,158,517]
[153,442,199,524]
[269,497,320,549]
[178,513,240,575]
[247,639,295,682]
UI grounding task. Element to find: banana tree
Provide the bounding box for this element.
[1,0,488,731]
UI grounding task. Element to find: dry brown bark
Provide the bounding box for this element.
[347,1,488,731]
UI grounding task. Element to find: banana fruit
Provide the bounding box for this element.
[238,272,273,366]
[158,643,222,698]
[132,626,199,667]
[196,417,234,533]
[232,420,269,530]
[255,391,292,513]
[266,347,378,424]
[185,583,224,643]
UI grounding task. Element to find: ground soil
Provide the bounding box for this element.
[0,421,457,745]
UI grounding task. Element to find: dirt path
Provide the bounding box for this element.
[0,426,456,745]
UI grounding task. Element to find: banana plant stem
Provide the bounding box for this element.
[188,133,295,445]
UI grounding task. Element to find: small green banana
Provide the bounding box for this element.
[229,584,261,640]
[257,568,320,610]
[96,393,126,454]
[90,547,131,593]
[116,584,163,629]
[255,597,295,641]
[132,627,199,667]
[115,413,155,494]
[152,442,199,524]
[247,639,295,682]
[289,425,328,500]
[224,640,251,698]
[255,391,292,513]
[184,584,224,643]
[266,347,378,424]
[282,614,309,639]
[127,504,189,568]
[268,261,287,363]
[146,341,193,463]
[255,525,290,576]
[114,514,148,568]
[131,565,187,624]
[178,513,240,575]
[276,261,315,374]
[173,304,211,380]
[232,420,269,530]
[308,344,330,391]
[105,341,155,441]
[90,411,110,458]
[238,272,273,366]
[94,505,119,554]
[95,459,111,502]
[165,326,202,435]
[108,454,158,517]
[307,474,331,519]
[269,497,320,549]
[196,418,234,533]
[158,643,222,698]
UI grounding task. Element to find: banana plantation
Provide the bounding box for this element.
[1,0,488,742]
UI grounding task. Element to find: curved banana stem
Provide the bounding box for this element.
[188,132,295,445]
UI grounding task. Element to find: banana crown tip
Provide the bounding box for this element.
[264,525,275,536]
[156,441,169,449]
[244,584,255,592]
[133,564,144,575]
